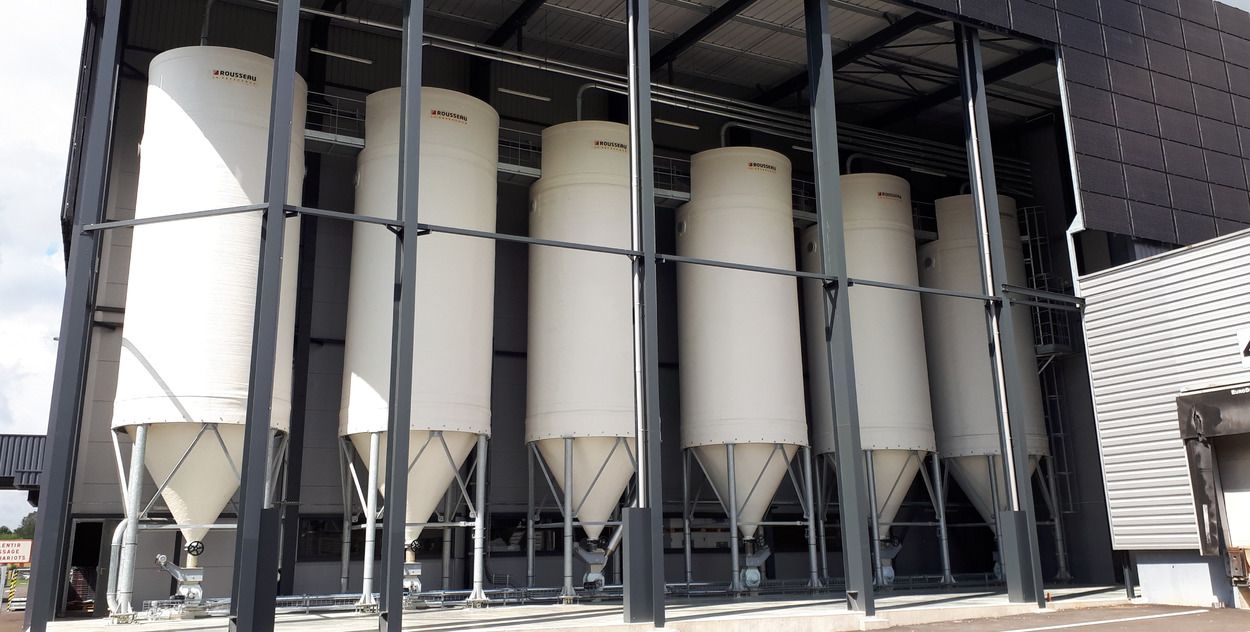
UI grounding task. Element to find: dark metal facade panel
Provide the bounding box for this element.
[905,0,1250,246]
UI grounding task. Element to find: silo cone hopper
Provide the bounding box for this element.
[692,443,797,540]
[348,430,478,544]
[946,455,1041,529]
[533,437,636,542]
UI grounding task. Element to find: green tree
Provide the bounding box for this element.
[0,526,12,536]
[14,512,35,539]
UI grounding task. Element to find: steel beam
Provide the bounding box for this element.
[228,0,301,629]
[873,46,1053,125]
[377,1,423,629]
[954,25,1045,607]
[803,0,875,615]
[622,0,665,623]
[27,2,124,629]
[486,0,547,47]
[651,0,757,71]
[756,12,938,105]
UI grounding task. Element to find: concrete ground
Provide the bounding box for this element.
[46,585,1143,631]
[884,604,1250,631]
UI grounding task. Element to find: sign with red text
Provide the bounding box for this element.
[0,541,32,564]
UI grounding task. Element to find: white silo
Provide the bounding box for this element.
[677,147,809,590]
[111,45,305,597]
[800,174,938,584]
[339,87,498,603]
[526,121,636,595]
[919,195,1049,530]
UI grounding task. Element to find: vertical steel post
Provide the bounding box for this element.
[378,2,423,629]
[931,455,955,585]
[467,435,489,604]
[955,24,1044,607]
[802,447,822,588]
[27,2,124,629]
[727,444,741,594]
[442,488,453,589]
[803,0,874,614]
[814,454,829,580]
[1045,457,1072,581]
[229,0,300,629]
[359,432,380,606]
[114,424,147,615]
[622,0,665,624]
[562,437,576,601]
[682,450,693,587]
[340,445,352,593]
[526,445,535,589]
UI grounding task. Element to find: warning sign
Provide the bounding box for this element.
[0,541,32,564]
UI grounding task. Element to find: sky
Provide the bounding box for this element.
[0,1,84,529]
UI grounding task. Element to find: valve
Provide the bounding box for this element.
[185,540,205,557]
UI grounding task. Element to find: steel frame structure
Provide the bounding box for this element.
[27,0,1068,629]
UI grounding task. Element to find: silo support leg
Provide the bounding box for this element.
[115,424,149,617]
[727,444,741,595]
[561,437,576,602]
[358,432,381,608]
[1041,458,1072,582]
[467,435,489,605]
[917,453,954,585]
[814,454,830,581]
[338,441,352,593]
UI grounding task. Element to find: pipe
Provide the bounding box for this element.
[105,520,125,614]
[727,443,741,594]
[931,454,955,585]
[719,120,810,147]
[801,447,821,589]
[467,435,489,603]
[561,437,575,601]
[987,454,1006,580]
[526,445,535,589]
[845,153,868,173]
[357,431,380,606]
[865,449,884,586]
[115,423,148,615]
[815,455,829,581]
[200,0,215,46]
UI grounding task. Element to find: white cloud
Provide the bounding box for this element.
[0,0,86,527]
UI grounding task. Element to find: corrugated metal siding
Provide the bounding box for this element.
[1080,229,1250,551]
[0,435,44,489]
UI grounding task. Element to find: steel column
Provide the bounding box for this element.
[803,0,875,614]
[27,1,124,628]
[622,0,665,624]
[955,25,1044,607]
[467,435,489,604]
[114,424,147,615]
[359,432,381,607]
[228,0,300,628]
[378,1,424,629]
